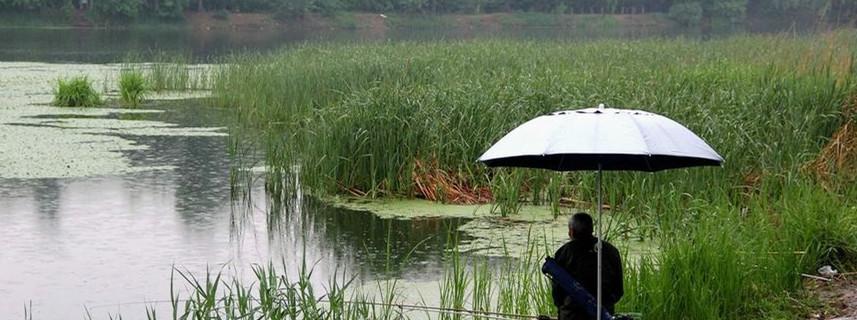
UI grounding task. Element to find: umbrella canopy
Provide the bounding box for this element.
[478,106,723,171]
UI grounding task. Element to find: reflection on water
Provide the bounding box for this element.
[0,23,699,63]
[0,103,465,319]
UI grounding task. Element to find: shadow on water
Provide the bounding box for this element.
[110,99,468,276]
[0,98,478,317]
[32,179,62,228]
[261,193,470,277]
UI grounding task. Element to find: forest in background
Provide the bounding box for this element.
[0,0,854,27]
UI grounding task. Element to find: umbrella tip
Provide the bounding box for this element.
[598,103,606,110]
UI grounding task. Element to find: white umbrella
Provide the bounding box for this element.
[479,104,723,320]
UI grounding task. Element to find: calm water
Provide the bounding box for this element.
[0,23,703,63]
[0,103,466,318]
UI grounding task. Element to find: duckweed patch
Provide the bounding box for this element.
[0,62,224,179]
[327,196,555,220]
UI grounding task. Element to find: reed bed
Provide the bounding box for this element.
[119,70,147,107]
[121,53,213,92]
[212,32,856,208]
[203,31,857,319]
[92,188,856,320]
[74,239,556,320]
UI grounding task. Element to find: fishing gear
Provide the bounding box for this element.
[541,256,614,320]
[541,257,639,320]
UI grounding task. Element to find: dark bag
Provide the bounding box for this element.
[542,257,614,320]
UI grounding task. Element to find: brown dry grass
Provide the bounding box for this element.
[412,158,492,204]
[805,93,857,189]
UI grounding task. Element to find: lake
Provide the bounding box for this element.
[0,21,764,319]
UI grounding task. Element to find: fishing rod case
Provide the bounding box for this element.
[542,257,636,320]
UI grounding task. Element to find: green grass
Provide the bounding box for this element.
[119,70,148,107]
[82,232,556,320]
[146,62,210,92]
[213,31,856,205]
[619,180,857,319]
[53,76,103,107]
[208,30,857,319]
[122,53,212,92]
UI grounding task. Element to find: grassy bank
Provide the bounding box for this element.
[213,32,855,203]
[64,189,856,319]
[203,31,857,319]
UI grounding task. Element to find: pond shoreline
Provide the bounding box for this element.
[0,11,672,32]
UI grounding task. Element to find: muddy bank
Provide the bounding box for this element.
[808,274,857,319]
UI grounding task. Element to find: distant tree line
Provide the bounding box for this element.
[1,0,855,23]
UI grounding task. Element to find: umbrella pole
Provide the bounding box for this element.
[596,164,603,320]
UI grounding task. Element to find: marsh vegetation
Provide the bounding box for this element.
[52,76,103,107]
[202,31,857,319]
[11,27,857,319]
[119,70,148,107]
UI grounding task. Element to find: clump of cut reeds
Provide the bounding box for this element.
[119,70,147,107]
[412,157,491,204]
[804,93,857,190]
[53,76,102,107]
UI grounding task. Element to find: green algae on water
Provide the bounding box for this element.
[327,196,557,220]
[0,62,223,179]
[327,196,658,260]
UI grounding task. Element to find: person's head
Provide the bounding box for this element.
[568,212,594,240]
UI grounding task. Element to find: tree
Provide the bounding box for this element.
[93,0,142,19]
[669,1,703,25]
[667,0,746,24]
[705,0,747,22]
[274,0,310,19]
[146,0,187,18]
[313,0,342,16]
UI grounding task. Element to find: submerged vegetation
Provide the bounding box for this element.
[52,76,102,107]
[205,31,857,319]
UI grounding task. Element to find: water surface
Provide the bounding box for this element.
[0,100,467,318]
[0,21,718,63]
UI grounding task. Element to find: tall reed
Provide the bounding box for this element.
[119,70,147,107]
[208,31,857,320]
[216,32,856,213]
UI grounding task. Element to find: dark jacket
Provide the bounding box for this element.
[552,236,623,320]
